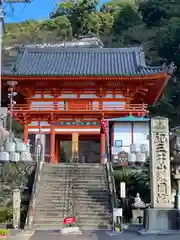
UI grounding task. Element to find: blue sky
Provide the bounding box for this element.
[4,0,107,23]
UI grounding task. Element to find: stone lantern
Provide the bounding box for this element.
[171,153,180,210]
[170,131,180,210]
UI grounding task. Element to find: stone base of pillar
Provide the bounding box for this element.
[138,208,180,235]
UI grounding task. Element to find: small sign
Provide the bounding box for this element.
[117,151,128,166]
[63,217,76,225]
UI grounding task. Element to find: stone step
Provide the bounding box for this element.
[43,171,106,174]
[40,186,109,191]
[38,190,110,195]
[32,223,111,230]
[39,183,108,188]
[34,209,111,215]
[40,181,108,185]
[32,222,112,230]
[41,178,108,182]
[34,214,111,222]
[35,204,111,211]
[38,191,109,195]
[36,202,111,211]
[37,197,110,203]
[32,224,64,230]
[37,200,110,204]
[35,203,111,210]
[43,172,106,176]
[43,164,104,168]
[39,187,108,192]
[43,170,106,175]
[33,215,112,222]
[38,187,109,192]
[34,210,112,218]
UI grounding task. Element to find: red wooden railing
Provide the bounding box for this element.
[11,104,147,112]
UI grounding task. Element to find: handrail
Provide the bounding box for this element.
[109,162,118,208]
[107,162,118,209]
[25,143,44,229]
[107,161,119,231]
[106,162,113,209]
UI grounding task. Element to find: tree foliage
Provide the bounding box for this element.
[3,0,180,126]
[3,0,180,209]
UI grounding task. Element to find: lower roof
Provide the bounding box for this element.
[3,46,167,77]
[109,116,150,122]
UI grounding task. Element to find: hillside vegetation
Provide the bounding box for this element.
[3,0,180,126]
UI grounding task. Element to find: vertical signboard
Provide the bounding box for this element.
[13,189,21,229]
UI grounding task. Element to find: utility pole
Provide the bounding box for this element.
[0,0,32,107]
[0,0,3,108]
[0,0,31,127]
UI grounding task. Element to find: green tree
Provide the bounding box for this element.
[52,0,114,37]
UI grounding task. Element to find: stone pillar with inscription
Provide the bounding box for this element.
[140,117,180,235]
[150,117,171,208]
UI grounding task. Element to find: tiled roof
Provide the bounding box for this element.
[5,46,166,76]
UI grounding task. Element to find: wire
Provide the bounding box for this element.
[18,2,28,15]
[3,0,30,21]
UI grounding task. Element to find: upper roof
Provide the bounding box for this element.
[3,46,167,77]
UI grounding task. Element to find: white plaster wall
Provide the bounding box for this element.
[133,122,150,154]
[113,121,150,153]
[114,122,132,153]
[133,122,149,144]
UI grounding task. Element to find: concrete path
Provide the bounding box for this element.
[28,230,180,240]
[7,229,180,240]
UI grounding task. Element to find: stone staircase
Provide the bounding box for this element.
[74,164,112,229]
[32,163,72,230]
[31,163,112,230]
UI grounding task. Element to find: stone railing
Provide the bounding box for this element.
[106,162,118,210]
[25,147,44,229]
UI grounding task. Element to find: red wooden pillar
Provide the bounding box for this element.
[100,133,106,164]
[55,138,60,163]
[24,125,28,144]
[50,127,55,163]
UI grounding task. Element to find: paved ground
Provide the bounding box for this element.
[26,230,180,240]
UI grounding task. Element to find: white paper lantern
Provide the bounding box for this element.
[130,144,136,153]
[4,141,16,153]
[0,151,9,162]
[21,152,33,162]
[9,152,20,162]
[15,140,27,152]
[140,144,148,153]
[136,152,146,163]
[128,153,136,164]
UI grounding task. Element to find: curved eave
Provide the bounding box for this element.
[148,74,170,104]
[131,73,169,104]
[2,71,167,81]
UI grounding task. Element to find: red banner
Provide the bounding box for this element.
[101,119,109,135]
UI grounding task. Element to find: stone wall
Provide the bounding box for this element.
[0,162,36,207]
